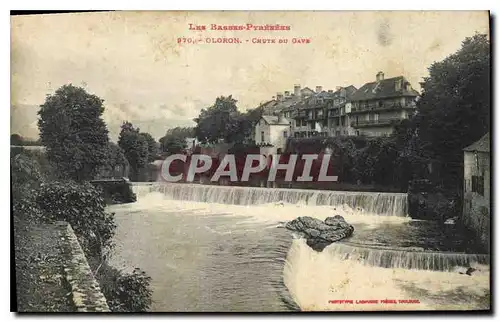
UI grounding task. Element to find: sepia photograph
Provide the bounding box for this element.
[10,10,491,313]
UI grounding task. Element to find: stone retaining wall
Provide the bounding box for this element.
[56,221,110,312]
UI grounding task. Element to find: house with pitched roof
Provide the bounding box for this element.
[463,132,490,253]
[349,72,419,137]
[254,115,291,152]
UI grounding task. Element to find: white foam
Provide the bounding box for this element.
[283,239,490,311]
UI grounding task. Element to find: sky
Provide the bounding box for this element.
[10,11,490,141]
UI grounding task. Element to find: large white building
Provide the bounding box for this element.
[254,115,291,152]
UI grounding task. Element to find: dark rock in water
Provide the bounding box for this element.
[325,215,352,229]
[306,238,332,252]
[304,228,320,238]
[466,267,477,276]
[457,267,477,276]
[286,215,354,252]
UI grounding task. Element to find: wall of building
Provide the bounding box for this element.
[254,119,289,151]
[463,151,490,253]
[254,120,271,144]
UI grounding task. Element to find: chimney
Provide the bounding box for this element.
[284,91,290,97]
[276,92,284,101]
[336,86,342,91]
[316,86,323,93]
[294,84,301,96]
[376,71,384,82]
[328,89,333,93]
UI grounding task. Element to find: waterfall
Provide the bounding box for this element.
[283,239,490,311]
[329,241,489,272]
[132,182,408,217]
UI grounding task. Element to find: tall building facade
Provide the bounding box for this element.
[349,72,419,137]
[254,72,420,142]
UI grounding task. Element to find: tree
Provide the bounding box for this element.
[140,132,159,162]
[194,95,242,144]
[234,106,264,144]
[118,122,148,181]
[11,133,23,146]
[159,126,195,154]
[160,135,187,155]
[97,142,129,178]
[37,84,110,181]
[399,33,490,190]
[194,96,264,144]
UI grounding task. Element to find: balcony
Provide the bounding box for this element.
[351,117,403,128]
[350,102,416,114]
[292,110,308,119]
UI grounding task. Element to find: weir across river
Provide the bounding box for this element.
[106,182,490,311]
[132,182,409,217]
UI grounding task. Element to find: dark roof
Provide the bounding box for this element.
[261,115,291,125]
[464,133,490,153]
[350,76,419,101]
[301,87,315,95]
[265,95,302,114]
[331,85,357,99]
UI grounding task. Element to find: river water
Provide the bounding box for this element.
[107,183,490,312]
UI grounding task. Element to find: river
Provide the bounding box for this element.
[107,183,490,312]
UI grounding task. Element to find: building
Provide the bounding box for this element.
[184,137,198,152]
[254,115,291,152]
[349,72,419,137]
[463,133,490,253]
[289,86,329,138]
[259,84,315,117]
[326,85,358,136]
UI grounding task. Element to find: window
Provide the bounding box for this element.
[356,130,360,136]
[472,175,484,196]
[283,131,288,138]
[261,131,265,142]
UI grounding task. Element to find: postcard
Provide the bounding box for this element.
[11,10,491,312]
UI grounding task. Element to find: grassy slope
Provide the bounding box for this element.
[14,217,75,312]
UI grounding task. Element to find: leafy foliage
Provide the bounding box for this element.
[98,142,129,178]
[37,84,110,181]
[97,264,153,312]
[399,33,490,190]
[140,132,159,162]
[194,96,263,145]
[91,181,137,204]
[11,133,24,145]
[159,126,195,154]
[118,122,149,180]
[35,181,116,258]
[11,152,45,222]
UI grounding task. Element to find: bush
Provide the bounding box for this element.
[90,181,137,205]
[96,263,153,312]
[35,181,116,258]
[11,152,46,222]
